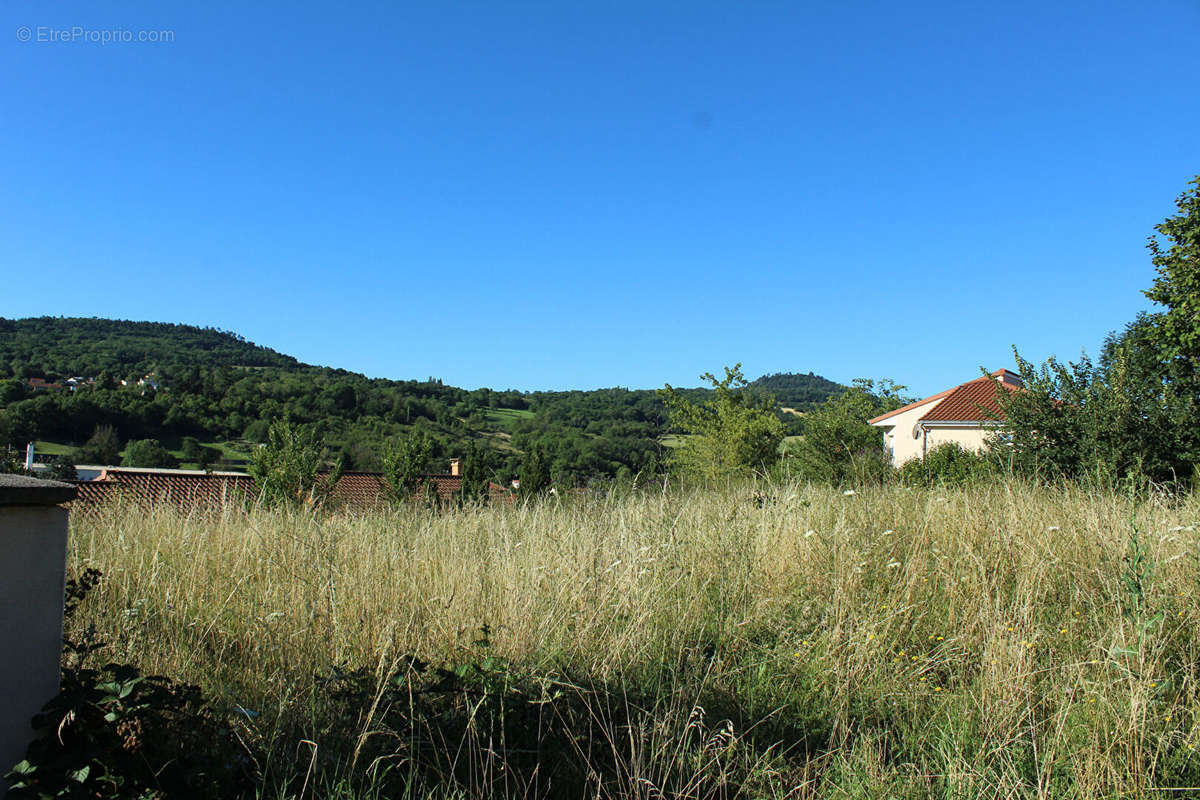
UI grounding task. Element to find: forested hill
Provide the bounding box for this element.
[0,317,298,375]
[750,372,844,409]
[0,317,844,483]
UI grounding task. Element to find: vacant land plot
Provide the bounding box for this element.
[62,482,1200,798]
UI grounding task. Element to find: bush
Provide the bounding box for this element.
[791,379,904,486]
[898,442,996,487]
[247,419,325,507]
[242,419,271,444]
[994,177,1200,488]
[181,436,220,469]
[381,429,432,502]
[46,455,77,480]
[658,364,785,482]
[5,569,250,799]
[120,439,178,469]
[76,425,121,466]
[7,663,247,799]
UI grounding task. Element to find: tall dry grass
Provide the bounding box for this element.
[66,480,1200,798]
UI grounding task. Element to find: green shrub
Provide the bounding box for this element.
[790,379,904,486]
[898,442,996,487]
[247,419,325,507]
[5,569,249,799]
[659,364,784,482]
[76,425,121,466]
[120,439,178,469]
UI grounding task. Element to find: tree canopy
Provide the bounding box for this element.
[659,364,785,481]
[0,317,844,485]
[996,175,1200,485]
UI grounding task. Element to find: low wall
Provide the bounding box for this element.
[0,475,75,781]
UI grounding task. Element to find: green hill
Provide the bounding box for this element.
[0,317,843,483]
[749,371,845,408]
[0,317,298,378]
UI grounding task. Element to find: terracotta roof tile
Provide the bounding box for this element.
[70,467,505,511]
[322,472,390,507]
[867,389,954,425]
[918,375,1019,423]
[869,369,1021,425]
[67,480,120,508]
[72,470,254,510]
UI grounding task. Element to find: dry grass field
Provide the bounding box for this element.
[64,481,1200,798]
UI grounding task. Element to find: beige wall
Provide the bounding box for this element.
[872,407,994,467]
[0,505,68,776]
[923,425,992,455]
[871,400,937,466]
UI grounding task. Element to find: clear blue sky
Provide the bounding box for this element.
[3,1,1197,395]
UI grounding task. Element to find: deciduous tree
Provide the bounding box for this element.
[381,430,432,503]
[658,364,784,481]
[247,420,325,507]
[791,378,905,486]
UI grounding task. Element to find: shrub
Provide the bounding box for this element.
[247,419,326,507]
[76,425,121,466]
[5,569,249,799]
[898,442,996,487]
[791,379,904,486]
[994,177,1200,487]
[120,439,178,469]
[381,429,432,503]
[659,364,785,482]
[242,419,271,443]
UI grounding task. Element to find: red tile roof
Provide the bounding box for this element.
[917,374,1019,422]
[321,471,389,507]
[319,471,466,506]
[868,370,1021,425]
[866,388,955,425]
[70,479,123,507]
[80,468,256,509]
[69,467,502,511]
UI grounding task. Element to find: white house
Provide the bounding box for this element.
[869,369,1021,466]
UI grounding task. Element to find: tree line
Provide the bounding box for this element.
[0,317,845,486]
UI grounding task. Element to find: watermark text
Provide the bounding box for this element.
[16,25,175,44]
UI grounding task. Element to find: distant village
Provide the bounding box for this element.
[25,373,159,392]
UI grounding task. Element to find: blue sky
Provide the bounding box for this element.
[3,1,1197,395]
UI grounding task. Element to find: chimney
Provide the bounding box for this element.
[24,443,35,471]
[449,458,461,477]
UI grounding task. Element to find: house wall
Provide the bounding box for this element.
[873,407,997,466]
[923,425,992,455]
[871,400,938,466]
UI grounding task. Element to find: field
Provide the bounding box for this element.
[61,481,1200,798]
[34,437,252,468]
[484,408,536,432]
